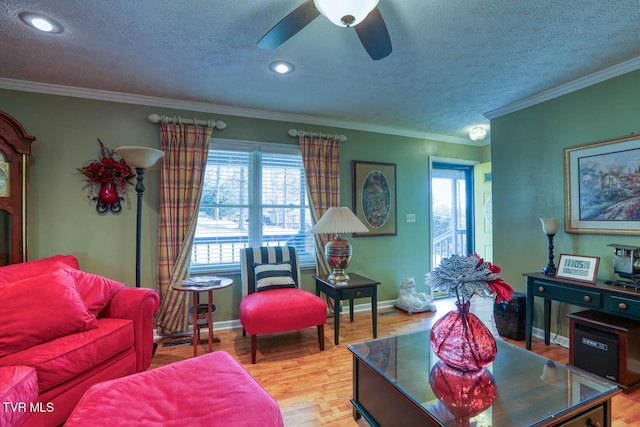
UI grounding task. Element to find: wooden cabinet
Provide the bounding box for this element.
[568,310,640,389]
[0,111,35,266]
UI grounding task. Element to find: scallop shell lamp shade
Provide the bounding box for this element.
[115,146,165,169]
[311,207,369,234]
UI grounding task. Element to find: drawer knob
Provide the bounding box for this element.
[356,291,361,297]
[538,286,545,293]
[583,295,591,302]
[586,418,601,427]
[619,302,628,310]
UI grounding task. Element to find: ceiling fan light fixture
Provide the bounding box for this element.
[469,126,488,142]
[314,0,380,27]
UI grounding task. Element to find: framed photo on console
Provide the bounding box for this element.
[564,134,640,235]
[555,254,600,284]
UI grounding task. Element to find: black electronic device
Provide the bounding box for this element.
[568,310,640,389]
[493,292,526,341]
[604,244,640,288]
[573,322,619,382]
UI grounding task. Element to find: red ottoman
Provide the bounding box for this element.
[0,366,38,427]
[65,351,284,427]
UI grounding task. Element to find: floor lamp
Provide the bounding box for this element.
[115,146,165,287]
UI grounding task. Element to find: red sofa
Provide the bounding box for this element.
[0,255,160,427]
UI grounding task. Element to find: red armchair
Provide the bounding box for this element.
[239,246,326,363]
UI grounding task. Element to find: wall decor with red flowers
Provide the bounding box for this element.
[78,139,134,214]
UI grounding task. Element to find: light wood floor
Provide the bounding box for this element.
[150,301,640,426]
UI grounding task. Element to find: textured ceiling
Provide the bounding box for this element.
[1,0,639,144]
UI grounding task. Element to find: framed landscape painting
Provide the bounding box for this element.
[352,161,397,237]
[564,134,640,234]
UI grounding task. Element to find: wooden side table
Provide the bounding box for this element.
[314,273,380,345]
[172,277,233,357]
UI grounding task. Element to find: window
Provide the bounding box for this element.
[190,139,315,273]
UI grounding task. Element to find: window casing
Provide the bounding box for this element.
[190,139,315,273]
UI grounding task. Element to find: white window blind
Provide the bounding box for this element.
[190,141,315,273]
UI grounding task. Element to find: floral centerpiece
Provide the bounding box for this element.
[426,254,514,371]
[426,253,514,306]
[78,139,134,213]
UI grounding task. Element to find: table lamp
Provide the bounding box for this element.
[115,146,165,287]
[540,218,559,276]
[311,207,368,283]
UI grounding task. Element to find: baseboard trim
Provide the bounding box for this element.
[154,298,398,341]
[531,326,569,349]
[154,300,571,350]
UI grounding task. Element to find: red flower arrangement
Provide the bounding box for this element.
[78,139,134,197]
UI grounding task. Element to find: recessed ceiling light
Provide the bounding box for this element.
[269,61,294,74]
[19,12,64,34]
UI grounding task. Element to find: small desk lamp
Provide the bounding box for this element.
[540,218,559,276]
[311,207,368,283]
[115,146,165,287]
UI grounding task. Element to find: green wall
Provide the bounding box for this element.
[0,88,483,322]
[491,69,640,335]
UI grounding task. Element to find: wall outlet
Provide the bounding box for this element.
[405,213,416,223]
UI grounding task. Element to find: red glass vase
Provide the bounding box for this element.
[98,182,119,206]
[94,181,122,214]
[430,360,497,426]
[430,301,497,371]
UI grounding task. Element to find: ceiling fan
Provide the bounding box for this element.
[257,0,392,60]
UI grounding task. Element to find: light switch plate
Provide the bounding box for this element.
[405,213,416,223]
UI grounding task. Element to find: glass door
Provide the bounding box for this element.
[431,162,474,269]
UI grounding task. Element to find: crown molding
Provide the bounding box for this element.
[484,56,640,120]
[0,77,473,145]
[3,55,638,147]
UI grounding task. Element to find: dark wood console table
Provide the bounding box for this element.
[524,272,640,350]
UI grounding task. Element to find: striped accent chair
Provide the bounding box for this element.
[240,246,327,364]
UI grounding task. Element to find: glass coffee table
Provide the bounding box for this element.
[348,330,620,426]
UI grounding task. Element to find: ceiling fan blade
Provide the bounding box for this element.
[354,7,392,60]
[257,1,320,50]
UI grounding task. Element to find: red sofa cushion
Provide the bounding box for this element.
[0,256,123,316]
[0,366,38,427]
[0,318,134,393]
[66,269,125,315]
[0,255,79,285]
[240,288,327,335]
[0,269,98,357]
[65,351,284,427]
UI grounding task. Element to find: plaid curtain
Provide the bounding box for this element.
[299,135,341,314]
[155,123,212,335]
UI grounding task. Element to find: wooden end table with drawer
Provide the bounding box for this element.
[314,273,380,345]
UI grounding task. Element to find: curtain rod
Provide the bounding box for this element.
[148,114,227,130]
[288,128,347,142]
